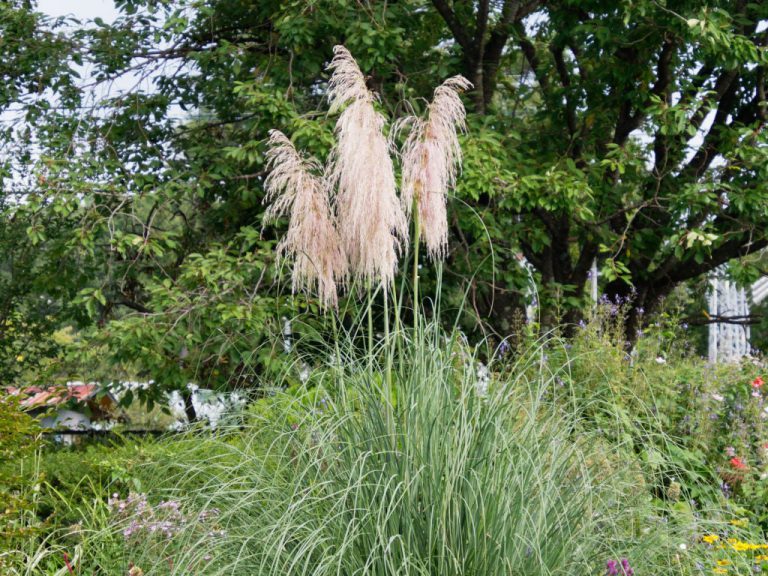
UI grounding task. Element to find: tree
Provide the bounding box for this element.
[433,0,768,337]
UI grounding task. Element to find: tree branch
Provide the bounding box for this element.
[430,0,473,50]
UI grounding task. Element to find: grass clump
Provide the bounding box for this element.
[79,326,680,576]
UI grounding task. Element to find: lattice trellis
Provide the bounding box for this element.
[707,275,751,363]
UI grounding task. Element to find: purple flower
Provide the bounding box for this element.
[606,558,634,576]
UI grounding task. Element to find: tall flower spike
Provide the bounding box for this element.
[326,45,407,292]
[399,75,471,260]
[264,129,347,309]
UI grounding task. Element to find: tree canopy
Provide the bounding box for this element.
[2,0,768,398]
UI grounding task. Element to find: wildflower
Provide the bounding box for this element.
[398,75,471,260]
[712,393,725,402]
[264,130,348,309]
[655,356,667,364]
[713,569,727,574]
[326,45,407,292]
[606,558,633,576]
[730,457,748,470]
[729,518,749,527]
[703,534,720,544]
[753,376,764,389]
[725,446,737,457]
[717,559,731,566]
[15,354,23,362]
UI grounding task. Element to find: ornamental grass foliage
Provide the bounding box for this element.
[72,327,683,576]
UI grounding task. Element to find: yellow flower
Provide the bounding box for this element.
[717,559,731,566]
[729,540,762,552]
[730,518,749,527]
[703,534,720,544]
[15,354,24,362]
[713,568,728,574]
[756,554,768,562]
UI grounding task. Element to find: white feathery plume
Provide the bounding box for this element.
[264,129,347,310]
[326,45,408,292]
[398,75,471,260]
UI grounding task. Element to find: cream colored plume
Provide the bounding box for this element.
[399,75,471,260]
[326,45,408,292]
[264,129,347,309]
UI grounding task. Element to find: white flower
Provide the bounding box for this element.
[711,393,724,402]
[678,543,687,551]
[655,356,666,364]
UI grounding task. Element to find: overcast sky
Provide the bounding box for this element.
[38,0,119,22]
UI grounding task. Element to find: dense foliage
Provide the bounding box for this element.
[4,316,768,574]
[4,3,768,573]
[1,0,767,397]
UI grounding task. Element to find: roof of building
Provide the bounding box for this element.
[6,383,103,410]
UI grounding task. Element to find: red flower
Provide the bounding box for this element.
[752,376,764,389]
[730,457,748,470]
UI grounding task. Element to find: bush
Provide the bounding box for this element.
[0,395,42,563]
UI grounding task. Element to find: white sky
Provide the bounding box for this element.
[38,0,119,22]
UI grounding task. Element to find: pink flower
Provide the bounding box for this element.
[753,376,764,389]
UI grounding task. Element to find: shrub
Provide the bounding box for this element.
[0,395,42,563]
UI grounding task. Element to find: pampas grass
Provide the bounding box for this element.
[264,130,347,309]
[399,76,471,260]
[263,48,468,304]
[326,45,408,292]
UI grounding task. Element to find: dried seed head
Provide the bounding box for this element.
[399,75,471,260]
[326,45,408,292]
[264,129,347,309]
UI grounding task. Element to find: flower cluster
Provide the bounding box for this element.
[701,531,768,573]
[605,557,634,575]
[108,493,225,541]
